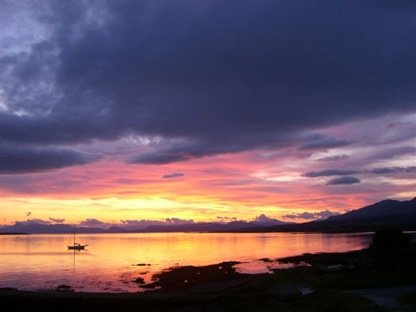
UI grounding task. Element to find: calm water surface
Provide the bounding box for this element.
[0,232,371,293]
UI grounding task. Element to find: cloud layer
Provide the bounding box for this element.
[327,176,361,186]
[1,0,415,171]
[1,1,415,224]
[0,145,94,173]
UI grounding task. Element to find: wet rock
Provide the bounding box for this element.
[143,261,241,291]
[55,284,73,292]
[133,277,145,284]
[298,287,315,295]
[0,287,18,292]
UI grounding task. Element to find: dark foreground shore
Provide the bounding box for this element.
[2,245,416,312]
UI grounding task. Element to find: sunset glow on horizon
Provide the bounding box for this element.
[1,1,415,227]
[2,113,415,225]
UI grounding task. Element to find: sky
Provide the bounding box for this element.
[0,0,415,226]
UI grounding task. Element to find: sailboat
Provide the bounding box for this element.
[67,226,87,250]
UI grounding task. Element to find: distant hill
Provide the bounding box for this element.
[0,222,107,234]
[1,198,414,234]
[0,222,73,234]
[323,197,416,223]
[0,216,287,234]
[241,197,416,233]
[133,219,287,233]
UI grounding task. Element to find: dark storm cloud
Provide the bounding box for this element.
[303,165,415,182]
[387,121,413,129]
[0,145,94,174]
[299,135,352,150]
[132,153,190,165]
[162,172,185,179]
[130,133,294,164]
[1,0,415,168]
[370,166,416,175]
[303,169,359,177]
[317,154,349,162]
[371,146,415,161]
[326,176,360,185]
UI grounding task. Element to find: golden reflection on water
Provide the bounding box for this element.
[0,232,370,292]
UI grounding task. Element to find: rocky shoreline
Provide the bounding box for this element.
[2,245,416,311]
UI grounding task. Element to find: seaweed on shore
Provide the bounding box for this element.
[142,261,241,291]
